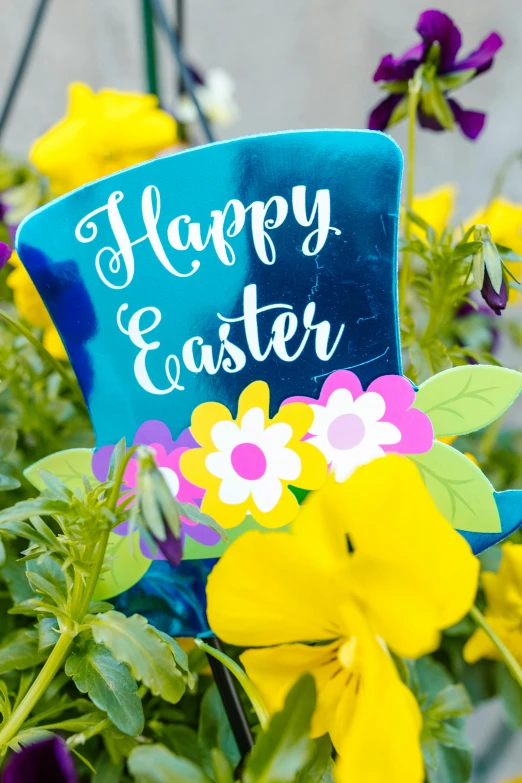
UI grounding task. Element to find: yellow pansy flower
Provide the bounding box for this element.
[465,543,522,665]
[30,82,177,195]
[6,252,67,360]
[207,455,479,783]
[412,184,456,237]
[181,381,327,529]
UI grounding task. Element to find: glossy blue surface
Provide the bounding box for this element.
[16,130,403,447]
[15,129,521,636]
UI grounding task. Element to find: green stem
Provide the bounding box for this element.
[0,309,87,411]
[487,149,522,206]
[0,632,73,746]
[67,717,112,748]
[469,605,522,688]
[399,74,421,324]
[195,639,270,729]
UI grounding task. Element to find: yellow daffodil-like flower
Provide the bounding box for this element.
[6,252,67,360]
[30,82,177,195]
[412,184,456,237]
[207,455,479,783]
[464,543,522,665]
[181,381,327,529]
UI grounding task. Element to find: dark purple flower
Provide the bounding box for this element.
[0,241,12,271]
[3,737,77,783]
[480,269,508,315]
[369,9,503,139]
[92,420,220,557]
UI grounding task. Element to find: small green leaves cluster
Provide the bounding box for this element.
[401,212,522,383]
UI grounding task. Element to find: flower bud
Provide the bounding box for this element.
[473,225,503,294]
[480,268,508,316]
[135,447,183,567]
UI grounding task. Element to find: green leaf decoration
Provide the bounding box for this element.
[24,448,97,493]
[128,744,213,783]
[243,674,316,783]
[414,365,522,437]
[65,640,144,736]
[410,442,501,533]
[89,611,186,705]
[0,628,45,674]
[198,684,240,777]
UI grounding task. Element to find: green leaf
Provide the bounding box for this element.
[26,555,68,604]
[437,69,476,91]
[497,662,522,728]
[38,617,59,651]
[0,474,21,492]
[211,749,235,783]
[65,640,144,736]
[425,744,472,783]
[179,503,227,541]
[408,341,452,385]
[0,498,72,526]
[426,685,472,722]
[7,728,56,751]
[0,628,44,673]
[244,674,316,783]
[0,428,17,460]
[295,735,334,783]
[128,744,212,783]
[24,448,98,493]
[387,96,408,128]
[198,684,240,776]
[414,365,522,436]
[409,442,501,533]
[91,751,124,783]
[89,611,185,705]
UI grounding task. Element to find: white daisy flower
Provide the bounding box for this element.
[308,388,401,482]
[205,406,301,513]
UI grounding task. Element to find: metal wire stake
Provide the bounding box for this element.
[149,0,215,144]
[0,0,50,142]
[205,637,254,759]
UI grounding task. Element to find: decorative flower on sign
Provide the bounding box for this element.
[369,10,503,139]
[30,82,177,195]
[207,455,479,783]
[287,370,433,481]
[181,381,327,529]
[92,420,220,559]
[6,251,67,360]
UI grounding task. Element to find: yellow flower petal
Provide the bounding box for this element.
[298,455,479,657]
[201,489,249,530]
[241,641,347,739]
[206,530,344,646]
[250,486,301,529]
[237,380,269,421]
[334,607,423,783]
[467,197,522,255]
[189,402,232,449]
[29,81,177,195]
[43,325,68,360]
[274,401,313,440]
[412,184,456,237]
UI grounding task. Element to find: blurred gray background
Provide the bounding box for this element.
[1,3,522,781]
[2,0,522,218]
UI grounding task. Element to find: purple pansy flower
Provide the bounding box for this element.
[369,9,503,139]
[92,420,221,558]
[0,241,12,271]
[480,269,508,315]
[3,737,77,783]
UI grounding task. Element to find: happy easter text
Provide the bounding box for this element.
[75,185,344,394]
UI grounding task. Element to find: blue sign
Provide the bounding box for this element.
[16,130,522,636]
